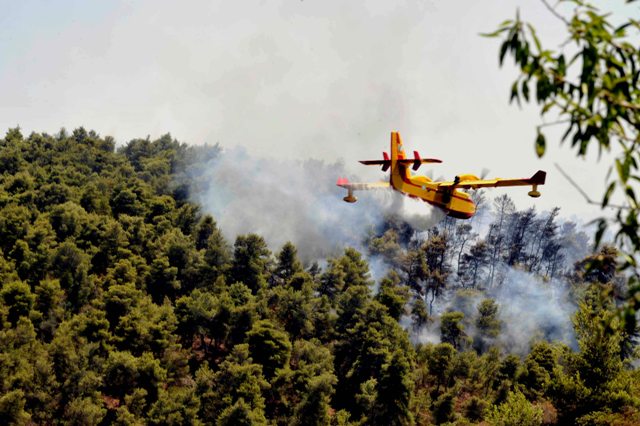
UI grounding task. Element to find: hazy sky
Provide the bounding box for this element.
[1,0,636,221]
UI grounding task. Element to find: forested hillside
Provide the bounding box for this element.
[1,128,639,425]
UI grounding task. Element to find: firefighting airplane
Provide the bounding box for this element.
[336,131,546,219]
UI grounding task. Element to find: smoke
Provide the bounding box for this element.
[190,147,580,355]
[189,146,443,262]
[368,256,391,293]
[408,268,577,355]
[493,268,577,354]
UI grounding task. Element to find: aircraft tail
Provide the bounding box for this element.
[529,170,546,185]
[358,131,441,175]
[390,131,411,181]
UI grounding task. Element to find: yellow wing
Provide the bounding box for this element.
[336,179,390,190]
[437,170,546,190]
[336,178,390,203]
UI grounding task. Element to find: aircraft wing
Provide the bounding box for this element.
[336,178,390,190]
[437,170,546,189]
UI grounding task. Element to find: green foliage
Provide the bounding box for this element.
[333,292,412,420]
[64,396,106,426]
[274,241,303,285]
[475,298,502,353]
[485,0,640,333]
[465,396,488,422]
[427,343,456,390]
[432,390,455,424]
[0,281,34,326]
[0,389,31,425]
[0,204,31,253]
[33,278,65,341]
[576,407,640,426]
[375,270,410,321]
[175,288,217,347]
[266,284,315,339]
[573,285,623,391]
[368,229,402,267]
[148,386,201,426]
[410,297,430,331]
[369,350,414,426]
[0,126,638,424]
[292,372,336,426]
[197,344,269,421]
[195,215,230,285]
[51,241,93,309]
[217,397,267,426]
[441,311,470,350]
[247,319,292,379]
[487,390,543,426]
[230,234,271,294]
[476,299,500,336]
[319,247,372,301]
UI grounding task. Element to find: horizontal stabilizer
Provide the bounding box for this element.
[360,151,391,171]
[359,160,389,166]
[397,158,442,166]
[360,150,441,172]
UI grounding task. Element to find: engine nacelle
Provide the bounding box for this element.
[343,195,358,203]
[457,174,480,182]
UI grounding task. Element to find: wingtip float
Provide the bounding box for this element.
[337,131,547,219]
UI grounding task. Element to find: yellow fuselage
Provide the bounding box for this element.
[390,132,476,219]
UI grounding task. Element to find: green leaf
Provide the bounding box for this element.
[606,165,613,182]
[620,253,637,269]
[602,181,616,207]
[581,82,588,95]
[560,122,574,143]
[541,101,554,115]
[535,130,546,158]
[536,77,551,101]
[526,23,542,52]
[499,41,509,66]
[557,54,566,76]
[625,185,637,208]
[510,81,520,105]
[593,218,607,249]
[480,27,510,38]
[615,158,630,182]
[521,80,530,102]
[614,22,632,37]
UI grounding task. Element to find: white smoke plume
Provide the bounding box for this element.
[190,148,580,355]
[409,268,577,355]
[493,268,577,353]
[189,146,443,262]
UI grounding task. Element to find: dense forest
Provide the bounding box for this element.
[1,127,639,425]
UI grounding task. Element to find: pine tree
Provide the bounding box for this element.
[274,242,303,285]
[230,234,272,294]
